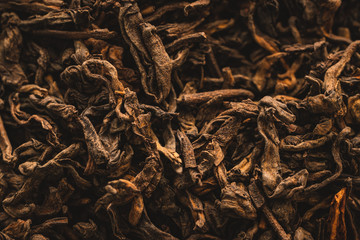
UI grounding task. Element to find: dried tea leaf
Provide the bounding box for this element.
[327,187,347,240]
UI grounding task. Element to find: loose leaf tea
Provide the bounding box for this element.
[0,0,360,239]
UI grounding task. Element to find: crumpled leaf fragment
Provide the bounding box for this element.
[2,219,31,240]
[120,89,163,197]
[132,209,179,240]
[119,1,173,103]
[269,169,308,198]
[258,96,295,196]
[77,115,110,175]
[73,219,98,239]
[0,115,14,164]
[217,182,257,220]
[327,187,347,240]
[9,91,61,146]
[294,227,314,240]
[2,202,35,218]
[95,179,144,226]
[177,190,207,232]
[0,12,28,87]
[177,130,202,185]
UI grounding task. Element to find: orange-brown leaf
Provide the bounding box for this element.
[129,195,144,226]
[327,187,347,240]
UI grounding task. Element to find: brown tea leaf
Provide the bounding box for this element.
[327,187,347,240]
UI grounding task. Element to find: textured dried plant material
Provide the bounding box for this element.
[183,190,207,232]
[129,195,144,226]
[30,234,50,240]
[2,219,31,239]
[0,13,28,88]
[31,217,69,235]
[115,89,164,196]
[280,132,335,151]
[318,0,342,34]
[347,94,360,124]
[17,9,91,29]
[3,0,360,239]
[313,118,333,135]
[252,52,288,92]
[203,19,235,36]
[150,127,183,174]
[177,89,254,105]
[44,75,63,100]
[191,176,218,196]
[0,1,60,14]
[294,227,314,240]
[248,181,291,240]
[184,0,210,16]
[307,41,360,117]
[73,219,99,239]
[118,1,172,104]
[327,187,347,240]
[218,182,257,220]
[107,144,134,179]
[165,32,207,54]
[0,115,14,164]
[304,127,350,193]
[247,2,279,54]
[275,52,304,94]
[258,96,295,196]
[228,145,261,181]
[30,29,118,40]
[273,16,305,94]
[268,169,308,199]
[79,59,125,104]
[221,67,235,89]
[214,162,228,188]
[177,130,197,169]
[95,179,144,226]
[29,42,48,86]
[177,130,202,185]
[134,209,179,240]
[106,203,127,240]
[325,41,360,94]
[77,115,110,175]
[144,2,188,22]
